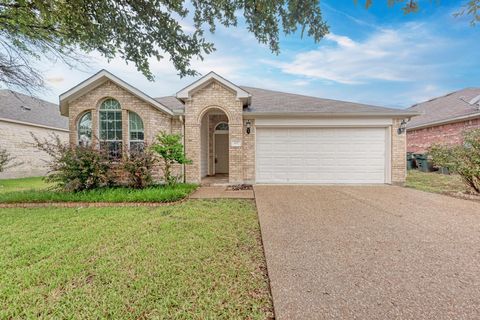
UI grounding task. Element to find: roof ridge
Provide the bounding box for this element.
[240,85,401,111]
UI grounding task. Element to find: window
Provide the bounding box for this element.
[215,122,229,131]
[99,99,122,159]
[129,111,144,153]
[78,112,92,146]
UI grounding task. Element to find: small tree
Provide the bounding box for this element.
[429,129,480,194]
[0,147,13,172]
[151,132,191,185]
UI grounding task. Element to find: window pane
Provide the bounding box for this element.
[78,112,92,146]
[215,122,229,131]
[129,111,144,143]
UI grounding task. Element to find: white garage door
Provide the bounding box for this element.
[256,127,387,184]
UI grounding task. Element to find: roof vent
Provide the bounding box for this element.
[20,105,31,111]
[469,95,480,106]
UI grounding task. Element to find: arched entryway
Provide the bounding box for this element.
[199,107,230,184]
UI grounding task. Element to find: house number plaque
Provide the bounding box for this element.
[230,138,242,147]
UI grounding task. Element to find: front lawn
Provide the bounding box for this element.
[0,200,273,319]
[406,170,468,194]
[0,183,197,203]
[0,177,50,194]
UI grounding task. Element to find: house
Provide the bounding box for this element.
[0,90,68,179]
[407,88,480,153]
[59,70,418,185]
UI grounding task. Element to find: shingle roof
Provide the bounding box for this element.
[154,96,184,113]
[239,86,414,116]
[0,90,68,129]
[154,86,417,116]
[407,88,480,129]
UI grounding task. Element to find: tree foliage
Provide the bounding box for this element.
[0,0,477,92]
[151,132,191,185]
[429,129,480,194]
[0,0,328,91]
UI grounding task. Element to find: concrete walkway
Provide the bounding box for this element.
[190,186,254,199]
[255,185,480,320]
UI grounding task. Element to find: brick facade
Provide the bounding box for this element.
[391,119,407,185]
[62,77,409,185]
[0,120,68,179]
[183,80,244,184]
[407,118,480,153]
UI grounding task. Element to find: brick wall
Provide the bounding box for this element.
[67,80,178,183]
[391,119,407,185]
[407,118,480,153]
[184,80,244,184]
[0,121,68,179]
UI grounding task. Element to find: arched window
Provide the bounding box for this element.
[78,112,92,146]
[129,111,144,152]
[99,98,122,159]
[215,122,229,131]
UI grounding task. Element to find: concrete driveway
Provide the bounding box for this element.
[254,185,480,320]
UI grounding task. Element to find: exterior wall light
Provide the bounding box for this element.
[245,120,251,134]
[397,119,408,135]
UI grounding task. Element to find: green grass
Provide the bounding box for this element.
[0,200,273,319]
[0,184,198,203]
[0,177,197,203]
[406,170,468,194]
[0,177,51,194]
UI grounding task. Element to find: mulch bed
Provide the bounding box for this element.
[227,184,253,191]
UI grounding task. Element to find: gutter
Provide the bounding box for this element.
[242,111,421,118]
[407,112,480,131]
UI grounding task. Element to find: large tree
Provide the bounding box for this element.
[0,0,477,92]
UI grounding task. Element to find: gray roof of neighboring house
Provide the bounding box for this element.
[407,88,480,129]
[240,86,414,115]
[154,86,416,116]
[0,89,68,129]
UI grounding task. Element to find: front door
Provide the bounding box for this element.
[215,134,229,174]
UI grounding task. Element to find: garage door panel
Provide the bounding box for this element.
[256,127,387,184]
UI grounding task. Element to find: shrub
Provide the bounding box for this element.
[33,134,113,192]
[429,129,480,193]
[151,132,191,185]
[121,147,157,189]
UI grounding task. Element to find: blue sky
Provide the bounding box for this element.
[38,0,479,109]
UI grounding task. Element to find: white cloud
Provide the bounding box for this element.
[268,23,454,85]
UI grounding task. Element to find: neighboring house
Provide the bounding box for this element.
[0,90,68,179]
[407,88,480,153]
[59,70,418,185]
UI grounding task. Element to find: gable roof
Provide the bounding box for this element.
[0,90,68,130]
[240,86,418,117]
[407,88,480,129]
[176,71,251,102]
[59,69,173,116]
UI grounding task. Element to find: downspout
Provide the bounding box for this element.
[179,115,186,183]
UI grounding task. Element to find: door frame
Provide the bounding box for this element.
[213,129,229,175]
